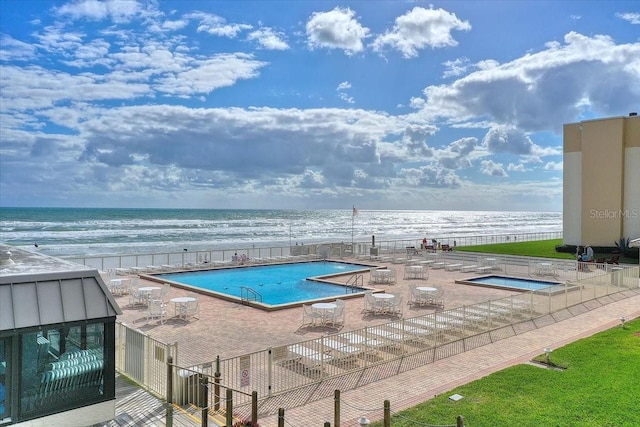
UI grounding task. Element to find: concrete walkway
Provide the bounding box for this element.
[103,288,640,427]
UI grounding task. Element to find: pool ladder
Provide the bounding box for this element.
[345,273,364,293]
[240,286,263,304]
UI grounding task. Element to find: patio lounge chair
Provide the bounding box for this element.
[444,263,463,271]
[322,339,361,367]
[285,344,333,375]
[606,254,620,264]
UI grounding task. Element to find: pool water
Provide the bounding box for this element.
[155,261,369,306]
[461,275,561,291]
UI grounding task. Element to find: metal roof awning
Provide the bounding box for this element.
[1,246,122,331]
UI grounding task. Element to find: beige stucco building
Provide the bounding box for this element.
[563,114,640,247]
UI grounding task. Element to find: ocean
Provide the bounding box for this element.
[0,207,562,258]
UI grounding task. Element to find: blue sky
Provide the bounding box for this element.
[1,1,638,211]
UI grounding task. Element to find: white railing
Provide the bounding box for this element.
[66,231,563,271]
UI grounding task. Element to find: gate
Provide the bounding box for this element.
[116,321,178,396]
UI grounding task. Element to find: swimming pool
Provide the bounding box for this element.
[151,261,371,309]
[456,275,562,292]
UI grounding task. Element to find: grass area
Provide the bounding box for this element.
[455,239,574,259]
[372,318,640,427]
[456,239,638,263]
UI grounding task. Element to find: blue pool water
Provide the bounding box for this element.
[464,275,561,291]
[155,261,369,306]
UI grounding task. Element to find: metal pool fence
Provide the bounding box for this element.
[66,231,563,271]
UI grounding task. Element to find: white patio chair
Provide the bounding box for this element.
[408,285,422,307]
[362,291,378,314]
[149,287,163,304]
[329,300,346,328]
[387,267,397,285]
[432,289,445,307]
[179,294,199,321]
[146,299,167,324]
[160,283,170,301]
[302,304,322,327]
[128,284,146,306]
[391,295,403,317]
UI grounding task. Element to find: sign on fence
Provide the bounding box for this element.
[240,355,251,387]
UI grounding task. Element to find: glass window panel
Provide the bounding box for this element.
[19,322,106,418]
[0,338,10,422]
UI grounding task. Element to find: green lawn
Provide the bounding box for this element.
[454,239,573,259]
[455,238,638,264]
[372,318,640,427]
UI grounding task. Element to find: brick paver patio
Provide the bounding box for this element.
[105,259,640,426]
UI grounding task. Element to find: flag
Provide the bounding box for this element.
[352,206,358,216]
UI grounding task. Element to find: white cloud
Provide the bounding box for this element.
[25,105,402,192]
[479,159,508,177]
[247,27,289,50]
[436,137,476,170]
[161,19,189,31]
[617,12,640,24]
[372,6,471,58]
[0,65,151,113]
[338,93,355,104]
[336,81,354,103]
[482,126,534,155]
[544,161,563,171]
[414,32,640,132]
[442,57,470,78]
[153,53,267,96]
[306,7,369,55]
[0,35,38,61]
[187,11,252,37]
[507,163,528,172]
[55,0,143,23]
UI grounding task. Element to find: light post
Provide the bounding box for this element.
[358,416,370,426]
[620,316,626,328]
[544,347,552,364]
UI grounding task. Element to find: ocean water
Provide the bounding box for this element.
[0,207,562,258]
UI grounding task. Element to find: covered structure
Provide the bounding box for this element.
[0,245,121,426]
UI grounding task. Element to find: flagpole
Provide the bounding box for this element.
[351,205,355,250]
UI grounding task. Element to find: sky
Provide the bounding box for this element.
[0,1,639,212]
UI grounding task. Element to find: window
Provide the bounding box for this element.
[19,323,106,418]
[0,338,10,423]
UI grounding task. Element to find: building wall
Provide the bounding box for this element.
[623,117,640,240]
[563,115,640,247]
[581,118,625,246]
[624,147,640,239]
[563,123,582,245]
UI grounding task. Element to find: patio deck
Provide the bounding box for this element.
[101,258,640,426]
